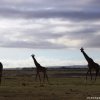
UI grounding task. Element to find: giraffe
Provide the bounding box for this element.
[31,54,48,82]
[80,47,99,80]
[0,62,3,84]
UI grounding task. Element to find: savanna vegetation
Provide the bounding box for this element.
[0,68,100,100]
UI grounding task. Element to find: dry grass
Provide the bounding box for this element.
[0,69,100,100]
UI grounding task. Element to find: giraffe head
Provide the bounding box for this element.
[31,54,35,58]
[80,47,84,52]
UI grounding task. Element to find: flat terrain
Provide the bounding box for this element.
[0,68,100,100]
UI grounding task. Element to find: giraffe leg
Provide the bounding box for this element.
[95,70,99,81]
[44,69,49,82]
[0,73,2,84]
[43,72,46,82]
[45,73,49,82]
[43,72,49,83]
[89,70,92,80]
[38,73,41,82]
[0,77,1,84]
[35,72,41,82]
[86,69,89,80]
[35,72,38,81]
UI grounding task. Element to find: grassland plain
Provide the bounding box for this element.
[0,68,100,100]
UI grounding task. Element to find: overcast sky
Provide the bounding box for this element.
[0,0,100,68]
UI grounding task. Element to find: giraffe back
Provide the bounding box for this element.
[0,62,3,71]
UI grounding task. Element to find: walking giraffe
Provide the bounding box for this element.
[31,54,48,82]
[80,47,99,80]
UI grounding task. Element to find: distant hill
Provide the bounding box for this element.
[4,65,87,70]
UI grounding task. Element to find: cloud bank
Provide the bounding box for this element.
[0,0,100,49]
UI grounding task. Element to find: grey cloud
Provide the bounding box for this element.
[0,18,100,49]
[22,30,63,39]
[82,35,100,48]
[0,6,100,22]
[0,29,66,49]
[0,0,100,22]
[0,0,100,49]
[0,40,66,49]
[70,27,100,39]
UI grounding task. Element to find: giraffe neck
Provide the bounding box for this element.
[81,51,93,63]
[32,56,40,68]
